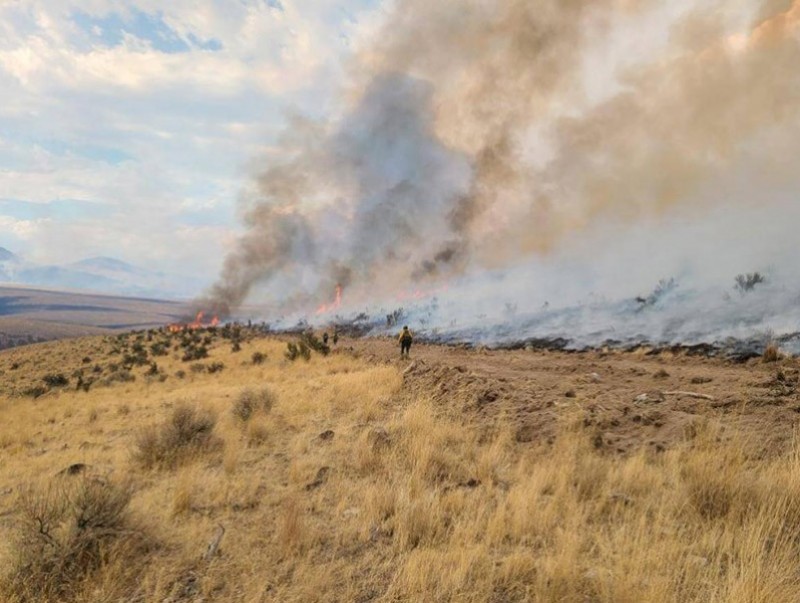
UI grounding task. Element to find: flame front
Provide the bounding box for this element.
[316,284,343,315]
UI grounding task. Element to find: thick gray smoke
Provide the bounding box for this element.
[206,0,800,350]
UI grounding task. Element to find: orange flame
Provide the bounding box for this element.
[316,284,343,315]
[166,310,220,331]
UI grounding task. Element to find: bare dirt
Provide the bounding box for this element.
[347,337,800,457]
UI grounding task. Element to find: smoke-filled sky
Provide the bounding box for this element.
[4,0,800,340]
[207,0,800,323]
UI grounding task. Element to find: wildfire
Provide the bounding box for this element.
[167,311,220,332]
[316,284,343,315]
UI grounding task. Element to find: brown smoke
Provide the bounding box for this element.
[205,0,800,317]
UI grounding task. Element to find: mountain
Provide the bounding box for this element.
[72,256,141,274]
[0,249,204,299]
[0,247,17,262]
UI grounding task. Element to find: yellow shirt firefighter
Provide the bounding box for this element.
[398,326,413,358]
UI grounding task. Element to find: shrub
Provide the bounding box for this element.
[2,477,151,602]
[231,341,241,353]
[23,385,48,399]
[103,369,135,385]
[735,272,766,294]
[285,342,300,361]
[133,404,219,470]
[181,345,208,362]
[251,351,267,365]
[300,331,330,356]
[207,362,225,374]
[232,387,276,423]
[42,373,69,388]
[190,363,206,374]
[149,342,168,357]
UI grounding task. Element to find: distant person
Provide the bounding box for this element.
[333,332,339,345]
[399,325,413,358]
[323,332,329,345]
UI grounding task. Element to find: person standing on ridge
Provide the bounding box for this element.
[399,326,413,358]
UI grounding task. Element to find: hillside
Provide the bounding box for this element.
[1,329,800,602]
[0,285,185,350]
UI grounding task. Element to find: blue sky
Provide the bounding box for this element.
[0,0,382,287]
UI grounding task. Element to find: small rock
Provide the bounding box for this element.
[318,430,335,442]
[691,376,713,385]
[635,391,665,404]
[588,372,602,383]
[653,369,670,379]
[564,389,576,398]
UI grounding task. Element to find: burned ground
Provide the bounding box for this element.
[350,338,800,457]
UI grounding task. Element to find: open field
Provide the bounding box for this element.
[0,286,185,349]
[1,329,800,602]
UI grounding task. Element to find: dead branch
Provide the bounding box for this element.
[663,390,715,401]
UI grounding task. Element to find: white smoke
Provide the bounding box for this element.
[206,0,800,352]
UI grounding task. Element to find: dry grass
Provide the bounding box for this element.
[1,331,800,601]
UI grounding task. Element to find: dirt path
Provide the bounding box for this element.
[344,337,800,456]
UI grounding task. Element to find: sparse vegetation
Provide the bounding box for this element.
[764,343,780,363]
[2,331,800,602]
[232,387,276,422]
[133,404,219,470]
[251,351,266,365]
[735,271,766,293]
[42,373,69,388]
[2,477,152,603]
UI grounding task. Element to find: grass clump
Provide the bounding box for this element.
[763,343,780,363]
[134,404,219,470]
[232,387,276,423]
[251,351,266,365]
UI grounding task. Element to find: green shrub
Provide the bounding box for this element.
[42,373,69,388]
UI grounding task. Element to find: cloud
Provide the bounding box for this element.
[0,0,382,289]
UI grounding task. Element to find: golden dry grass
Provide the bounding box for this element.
[1,330,800,601]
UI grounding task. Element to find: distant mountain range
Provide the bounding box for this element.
[0,247,204,299]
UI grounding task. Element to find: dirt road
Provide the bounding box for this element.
[346,337,800,456]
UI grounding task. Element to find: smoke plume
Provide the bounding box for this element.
[205,0,800,347]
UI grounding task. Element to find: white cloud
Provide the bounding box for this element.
[0,0,384,286]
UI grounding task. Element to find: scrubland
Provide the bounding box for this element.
[1,328,800,602]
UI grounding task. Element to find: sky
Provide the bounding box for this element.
[0,0,382,284]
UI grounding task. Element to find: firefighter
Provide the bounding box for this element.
[398,325,413,358]
[333,331,339,345]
